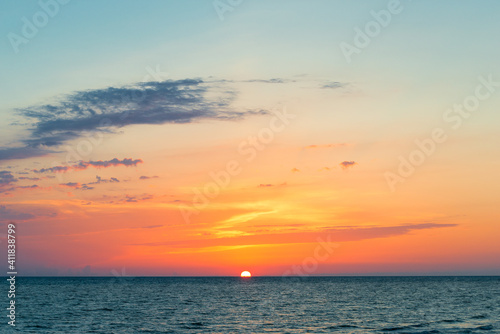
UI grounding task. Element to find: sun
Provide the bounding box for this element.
[240,271,252,278]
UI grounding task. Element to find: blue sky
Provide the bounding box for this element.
[2,1,500,108]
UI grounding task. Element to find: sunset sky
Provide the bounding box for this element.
[1,0,499,276]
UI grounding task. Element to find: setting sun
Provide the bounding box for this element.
[240,271,252,278]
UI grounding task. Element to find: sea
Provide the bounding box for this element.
[4,276,500,333]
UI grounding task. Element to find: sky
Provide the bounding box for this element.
[0,0,499,276]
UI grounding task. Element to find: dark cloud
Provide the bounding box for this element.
[34,166,70,173]
[0,205,35,221]
[139,175,159,180]
[34,158,142,173]
[124,194,154,203]
[87,158,141,168]
[0,146,57,161]
[22,132,80,147]
[59,182,81,189]
[0,171,18,194]
[0,171,41,194]
[59,182,95,190]
[340,161,357,169]
[0,171,17,185]
[17,185,39,189]
[18,177,41,181]
[86,175,120,185]
[2,79,268,161]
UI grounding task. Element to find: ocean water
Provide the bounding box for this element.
[4,276,500,333]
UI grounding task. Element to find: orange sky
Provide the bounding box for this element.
[1,1,500,276]
[2,97,499,275]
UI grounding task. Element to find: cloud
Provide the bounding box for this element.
[138,223,457,248]
[258,182,287,188]
[139,175,159,180]
[0,205,35,221]
[0,171,42,194]
[0,146,57,161]
[17,185,40,189]
[0,171,17,185]
[124,194,154,203]
[33,166,70,173]
[18,177,41,181]
[84,175,119,187]
[85,158,142,168]
[59,182,81,189]
[2,79,268,161]
[0,205,57,221]
[305,143,348,149]
[0,171,19,194]
[34,158,142,173]
[59,182,93,190]
[291,168,300,173]
[321,81,346,89]
[340,161,357,170]
[243,78,293,84]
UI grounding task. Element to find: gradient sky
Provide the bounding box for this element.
[1,0,499,276]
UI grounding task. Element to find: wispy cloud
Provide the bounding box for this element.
[321,81,346,89]
[0,171,17,185]
[58,175,120,191]
[139,175,159,180]
[124,194,154,203]
[258,182,287,188]
[0,170,43,194]
[304,143,349,149]
[0,205,35,221]
[0,146,58,161]
[242,78,294,84]
[340,161,357,170]
[1,79,268,162]
[89,175,120,184]
[34,158,142,173]
[59,182,94,190]
[137,223,457,248]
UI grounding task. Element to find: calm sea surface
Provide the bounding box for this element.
[4,276,500,333]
